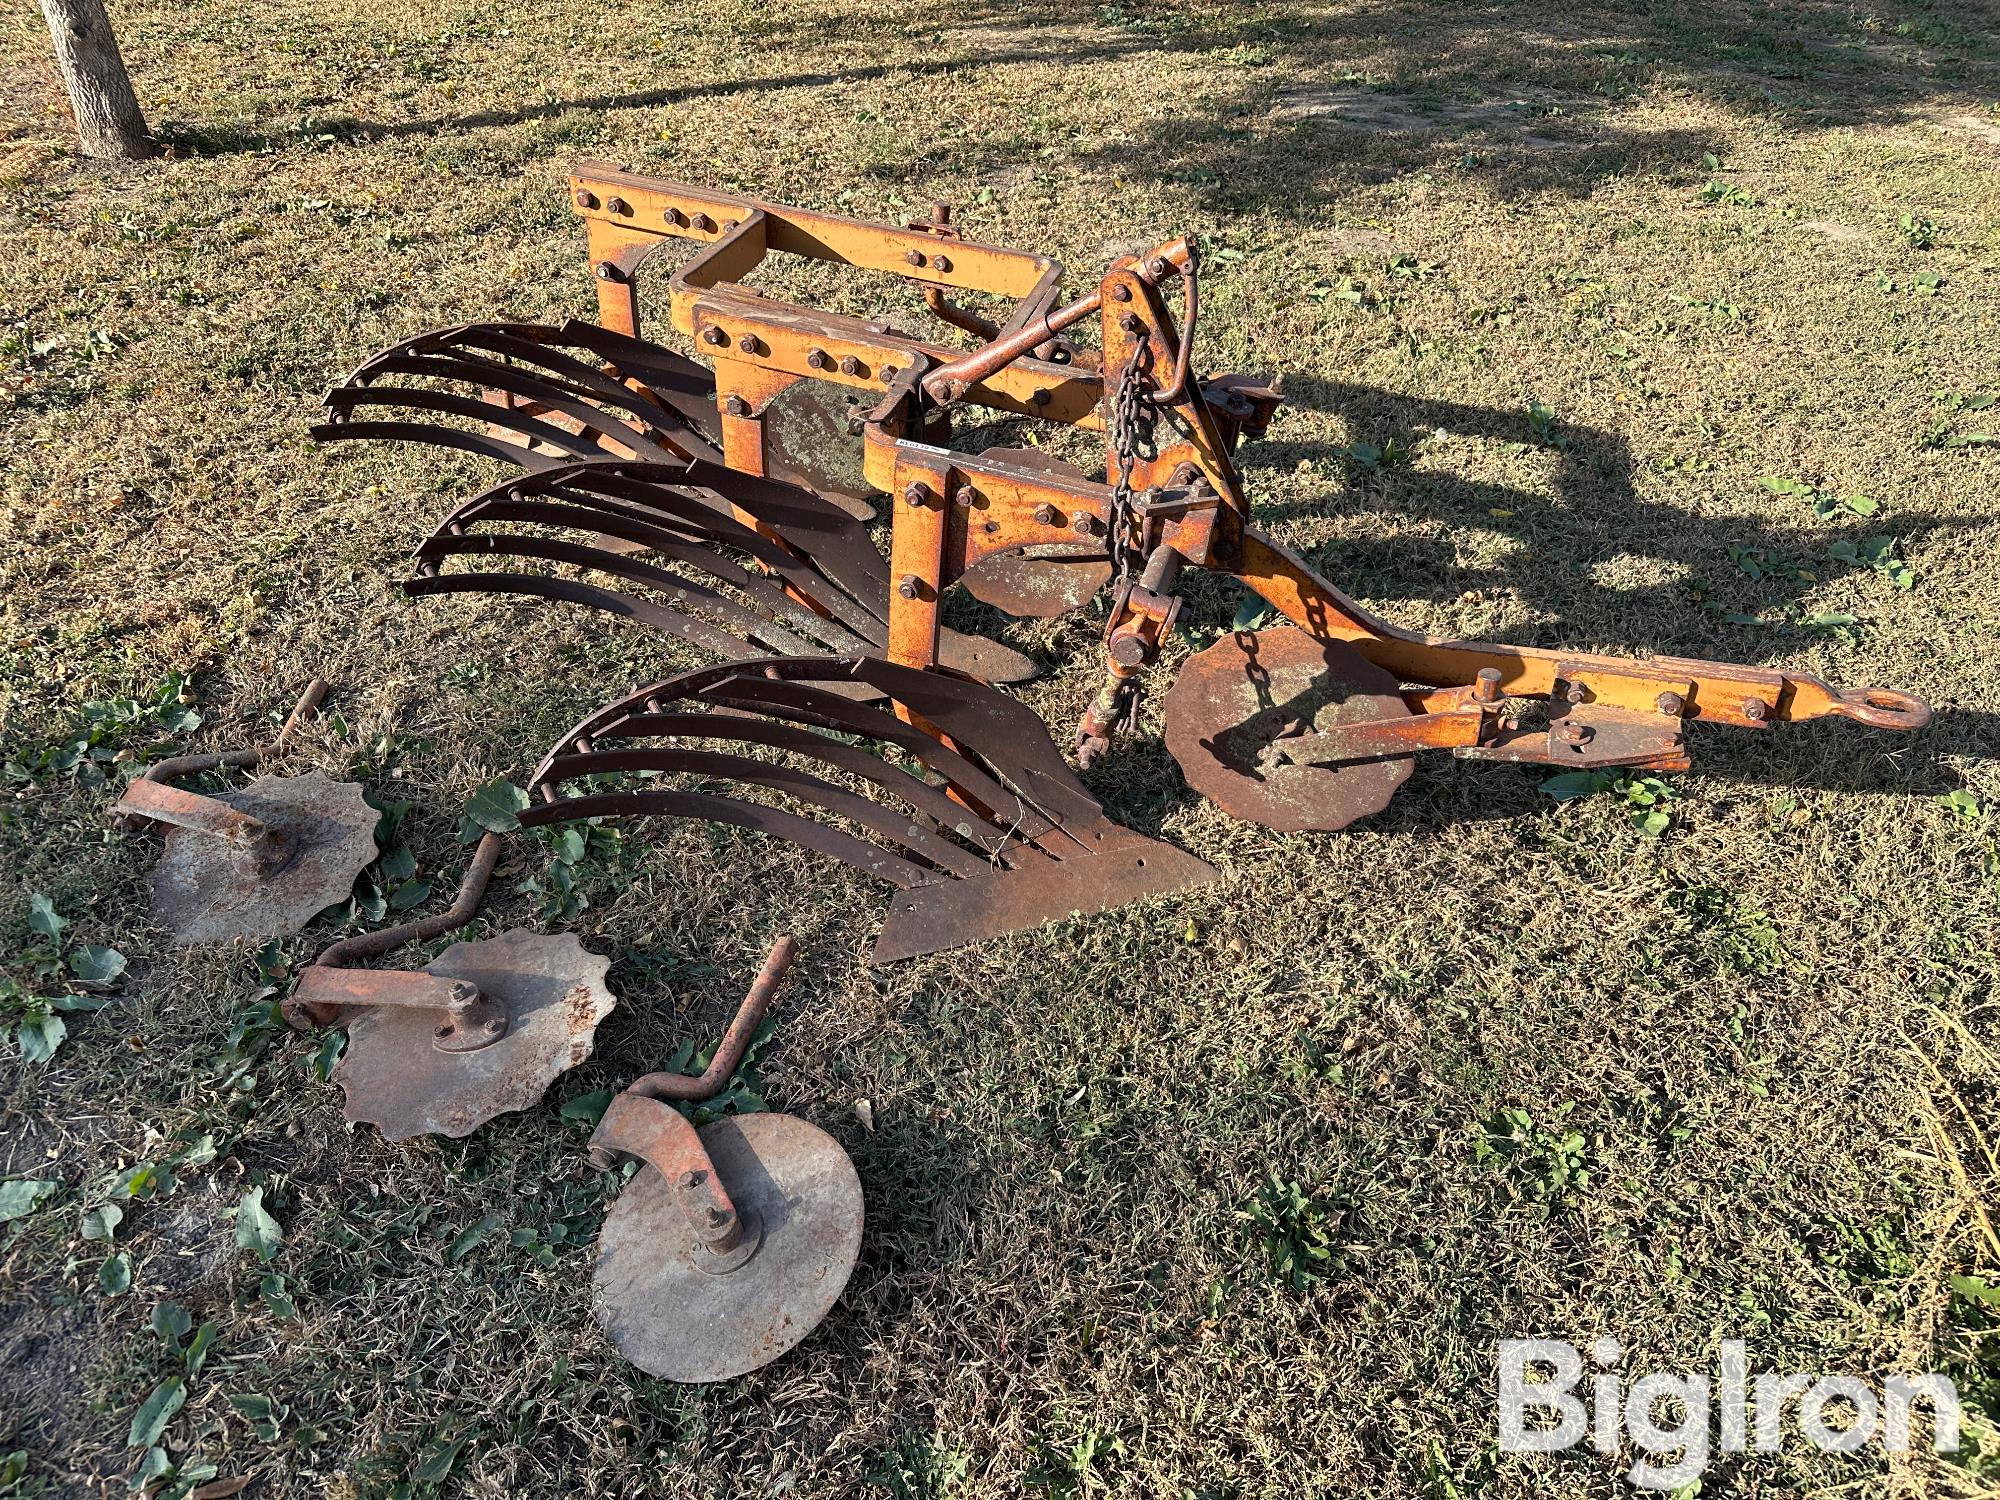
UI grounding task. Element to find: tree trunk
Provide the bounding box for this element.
[39,0,152,160]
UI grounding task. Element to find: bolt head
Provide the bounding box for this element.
[1030,388,1051,407]
[1110,284,1132,302]
[592,261,618,281]
[1148,256,1172,278]
[737,334,760,356]
[1070,512,1098,535]
[605,195,630,216]
[806,348,830,370]
[1119,312,1143,334]
[574,190,599,210]
[1742,697,1768,722]
[1033,503,1059,526]
[1656,691,1686,716]
[701,326,727,346]
[1563,680,1587,705]
[905,249,927,267]
[838,355,862,376]
[663,206,687,227]
[903,482,930,508]
[722,395,751,417]
[897,575,922,600]
[933,254,952,274]
[1109,632,1150,667]
[691,213,715,232]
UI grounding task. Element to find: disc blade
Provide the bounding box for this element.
[147,773,379,946]
[761,382,877,520]
[592,1113,863,1382]
[1164,626,1414,832]
[333,931,616,1141]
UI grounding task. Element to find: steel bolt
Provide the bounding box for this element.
[592,261,620,282]
[701,326,727,347]
[679,1171,700,1190]
[1559,720,1592,745]
[1475,668,1503,703]
[605,195,631,216]
[737,334,760,357]
[1110,283,1132,302]
[722,395,751,417]
[722,219,739,233]
[806,347,830,370]
[706,1207,732,1229]
[1742,697,1768,722]
[1033,503,1060,526]
[1562,680,1588,705]
[897,574,923,600]
[904,481,931,508]
[574,189,599,210]
[880,366,899,381]
[1147,256,1172,279]
[1070,512,1099,536]
[1030,389,1051,408]
[1656,691,1686,716]
[691,213,715,232]
[838,355,862,377]
[983,519,1000,534]
[663,206,687,227]
[905,249,927,267]
[933,254,952,274]
[1120,312,1144,334]
[956,485,980,508]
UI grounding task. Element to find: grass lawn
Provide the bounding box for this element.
[3,0,1999,1494]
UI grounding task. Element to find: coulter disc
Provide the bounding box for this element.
[592,1112,863,1382]
[147,773,379,946]
[333,930,616,1141]
[1164,626,1414,833]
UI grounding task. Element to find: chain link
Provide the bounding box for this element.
[1104,350,1156,592]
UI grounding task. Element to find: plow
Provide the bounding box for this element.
[311,160,1930,939]
[111,161,1932,1381]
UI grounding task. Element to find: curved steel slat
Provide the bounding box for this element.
[529,659,1089,853]
[455,325,727,464]
[379,333,690,424]
[413,532,835,657]
[346,352,691,466]
[849,657,1105,827]
[310,420,558,472]
[402,573,756,660]
[537,748,994,879]
[543,715,1051,865]
[430,327,724,462]
[519,788,936,889]
[451,487,877,647]
[681,459,891,617]
[549,465,889,645]
[323,386,618,462]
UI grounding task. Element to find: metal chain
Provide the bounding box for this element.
[1104,350,1156,592]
